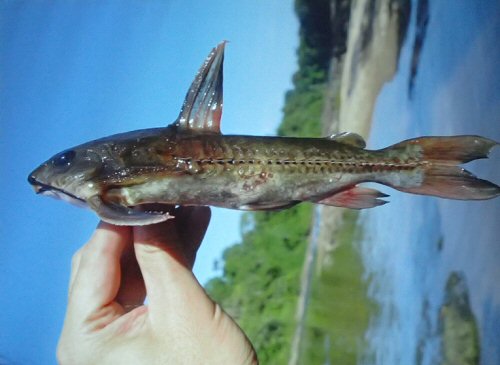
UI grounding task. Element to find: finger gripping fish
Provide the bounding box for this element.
[28,42,500,225]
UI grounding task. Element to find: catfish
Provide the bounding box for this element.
[28,42,500,225]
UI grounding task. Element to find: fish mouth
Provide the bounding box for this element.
[28,175,85,203]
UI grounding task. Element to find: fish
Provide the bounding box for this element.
[28,42,500,226]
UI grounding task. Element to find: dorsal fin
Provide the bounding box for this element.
[174,42,226,134]
[328,132,366,148]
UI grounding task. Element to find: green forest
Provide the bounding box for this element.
[205,0,372,363]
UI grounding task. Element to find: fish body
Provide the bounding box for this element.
[28,43,500,225]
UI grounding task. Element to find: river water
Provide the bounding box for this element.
[359,1,500,364]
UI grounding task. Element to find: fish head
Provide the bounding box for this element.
[28,146,103,207]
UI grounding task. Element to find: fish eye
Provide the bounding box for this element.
[53,150,76,168]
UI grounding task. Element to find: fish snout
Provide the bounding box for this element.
[28,174,46,194]
[27,174,36,185]
[28,165,53,194]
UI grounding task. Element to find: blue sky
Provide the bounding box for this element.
[0,1,298,363]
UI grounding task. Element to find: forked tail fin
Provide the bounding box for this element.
[382,135,500,200]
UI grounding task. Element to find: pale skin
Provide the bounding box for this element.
[57,206,258,365]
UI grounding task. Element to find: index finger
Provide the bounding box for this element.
[132,206,211,312]
[67,222,131,319]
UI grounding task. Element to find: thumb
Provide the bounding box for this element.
[133,208,258,364]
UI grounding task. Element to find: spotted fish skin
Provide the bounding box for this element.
[101,132,413,208]
[28,43,500,225]
[105,132,372,207]
[88,130,500,208]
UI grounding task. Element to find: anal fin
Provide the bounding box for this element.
[314,186,389,209]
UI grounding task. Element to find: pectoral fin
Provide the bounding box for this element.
[174,42,225,134]
[87,195,174,226]
[312,186,389,209]
[238,201,299,211]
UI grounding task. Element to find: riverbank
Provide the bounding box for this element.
[338,0,410,136]
[314,0,410,298]
[321,0,410,137]
[315,0,410,268]
[291,0,411,363]
[205,0,412,363]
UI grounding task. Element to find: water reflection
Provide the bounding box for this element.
[408,0,429,96]
[360,1,500,364]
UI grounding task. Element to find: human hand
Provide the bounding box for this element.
[57,206,257,365]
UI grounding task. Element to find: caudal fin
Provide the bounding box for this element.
[387,135,498,164]
[384,135,500,200]
[397,166,500,200]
